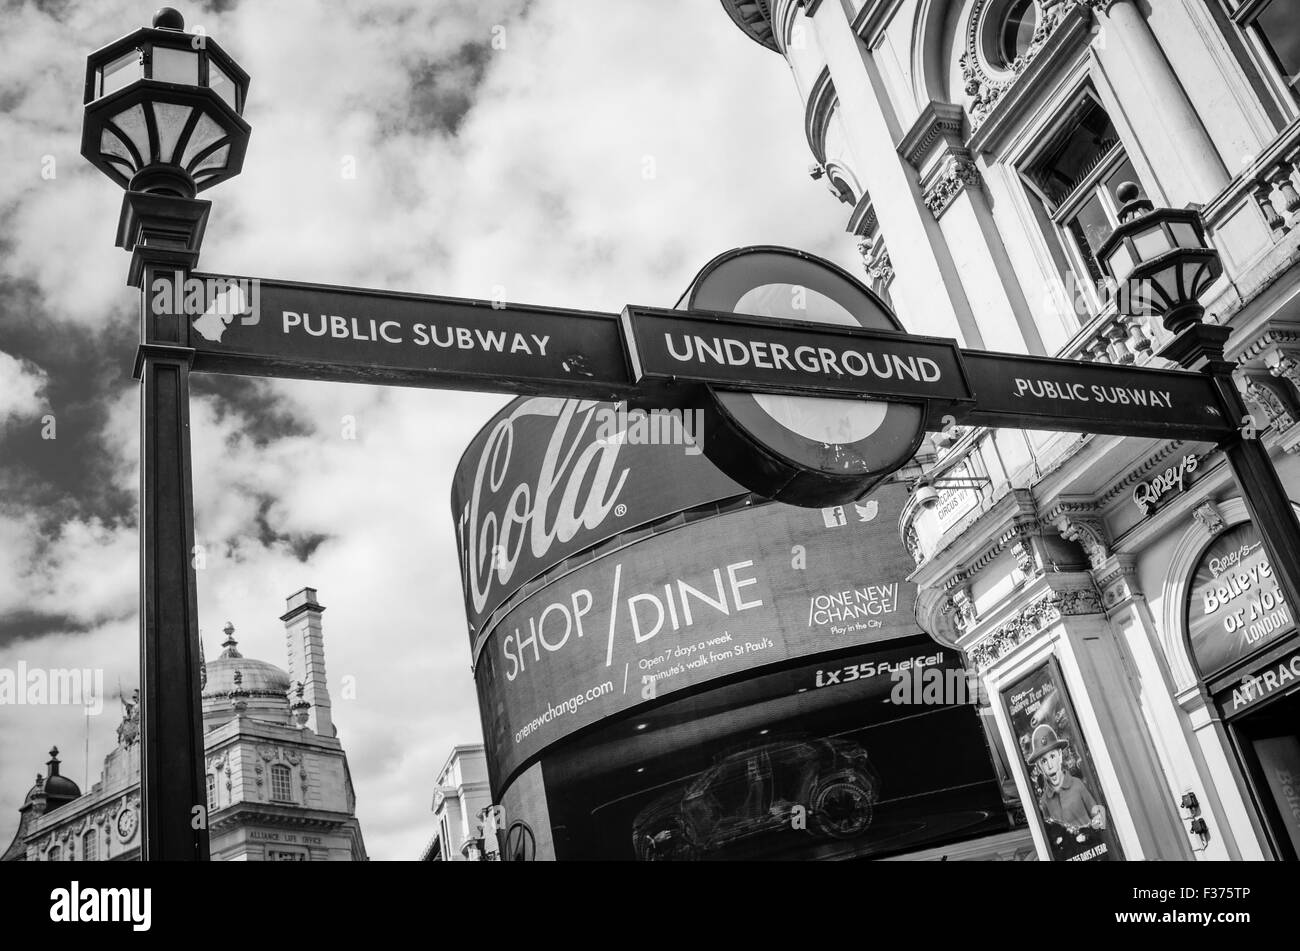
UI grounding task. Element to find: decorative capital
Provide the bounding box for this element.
[1242,372,1297,433]
[924,156,983,219]
[1054,513,1110,570]
[1094,554,1142,610]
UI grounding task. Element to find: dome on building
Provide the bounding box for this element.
[202,623,294,731]
[41,749,81,802]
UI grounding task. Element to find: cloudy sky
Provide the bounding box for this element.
[0,0,861,859]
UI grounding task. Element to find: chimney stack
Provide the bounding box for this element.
[280,587,332,737]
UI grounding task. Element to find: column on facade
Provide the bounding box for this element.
[1089,552,1243,860]
[898,102,1045,355]
[805,0,985,346]
[1092,0,1229,207]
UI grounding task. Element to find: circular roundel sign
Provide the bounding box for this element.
[680,246,926,507]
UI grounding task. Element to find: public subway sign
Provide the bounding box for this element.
[178,272,634,397]
[619,305,972,404]
[961,351,1232,441]
[1186,520,1295,679]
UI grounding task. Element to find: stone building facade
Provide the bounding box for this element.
[722,0,1300,860]
[2,587,366,861]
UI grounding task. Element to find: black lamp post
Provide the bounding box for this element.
[81,7,252,861]
[1099,183,1300,629]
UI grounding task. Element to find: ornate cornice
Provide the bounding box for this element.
[967,585,1103,671]
[898,101,967,169]
[942,490,1040,590]
[1229,320,1300,365]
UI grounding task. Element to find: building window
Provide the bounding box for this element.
[206,773,217,813]
[1000,0,1038,66]
[1234,0,1300,103]
[269,764,293,802]
[83,830,98,861]
[1019,91,1143,318]
[47,845,60,861]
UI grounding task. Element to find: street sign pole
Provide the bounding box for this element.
[122,192,212,861]
[1162,324,1300,625]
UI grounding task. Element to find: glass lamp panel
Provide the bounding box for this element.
[151,102,193,164]
[99,128,136,167]
[1132,223,1172,261]
[208,61,238,110]
[99,50,141,98]
[1182,261,1210,299]
[151,46,199,86]
[1147,263,1182,310]
[189,143,230,177]
[180,112,224,167]
[1106,241,1135,283]
[1170,220,1201,250]
[112,103,151,163]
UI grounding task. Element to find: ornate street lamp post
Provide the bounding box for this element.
[81,7,251,860]
[1100,183,1300,622]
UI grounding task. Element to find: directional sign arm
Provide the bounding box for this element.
[955,350,1234,441]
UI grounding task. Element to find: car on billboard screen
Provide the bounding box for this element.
[631,736,879,860]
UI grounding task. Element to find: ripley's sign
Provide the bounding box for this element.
[1187,520,1294,679]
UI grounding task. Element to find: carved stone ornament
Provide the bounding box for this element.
[952,587,978,632]
[1192,500,1226,537]
[904,520,923,566]
[925,157,983,218]
[962,0,1101,131]
[967,586,1101,670]
[1055,514,1109,570]
[1244,373,1296,433]
[1011,538,1038,576]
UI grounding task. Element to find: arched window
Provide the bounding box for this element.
[1000,0,1038,67]
[83,830,98,861]
[47,845,61,861]
[269,764,293,802]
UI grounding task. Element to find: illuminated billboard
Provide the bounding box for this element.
[513,638,1010,860]
[451,397,745,641]
[474,480,921,784]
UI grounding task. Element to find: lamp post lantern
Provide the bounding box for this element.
[81,7,252,860]
[1099,183,1300,630]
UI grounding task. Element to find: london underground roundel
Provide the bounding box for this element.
[681,247,926,507]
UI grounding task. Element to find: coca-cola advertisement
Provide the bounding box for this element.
[451,397,745,642]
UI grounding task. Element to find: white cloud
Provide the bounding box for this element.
[0,351,47,428]
[0,0,856,860]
